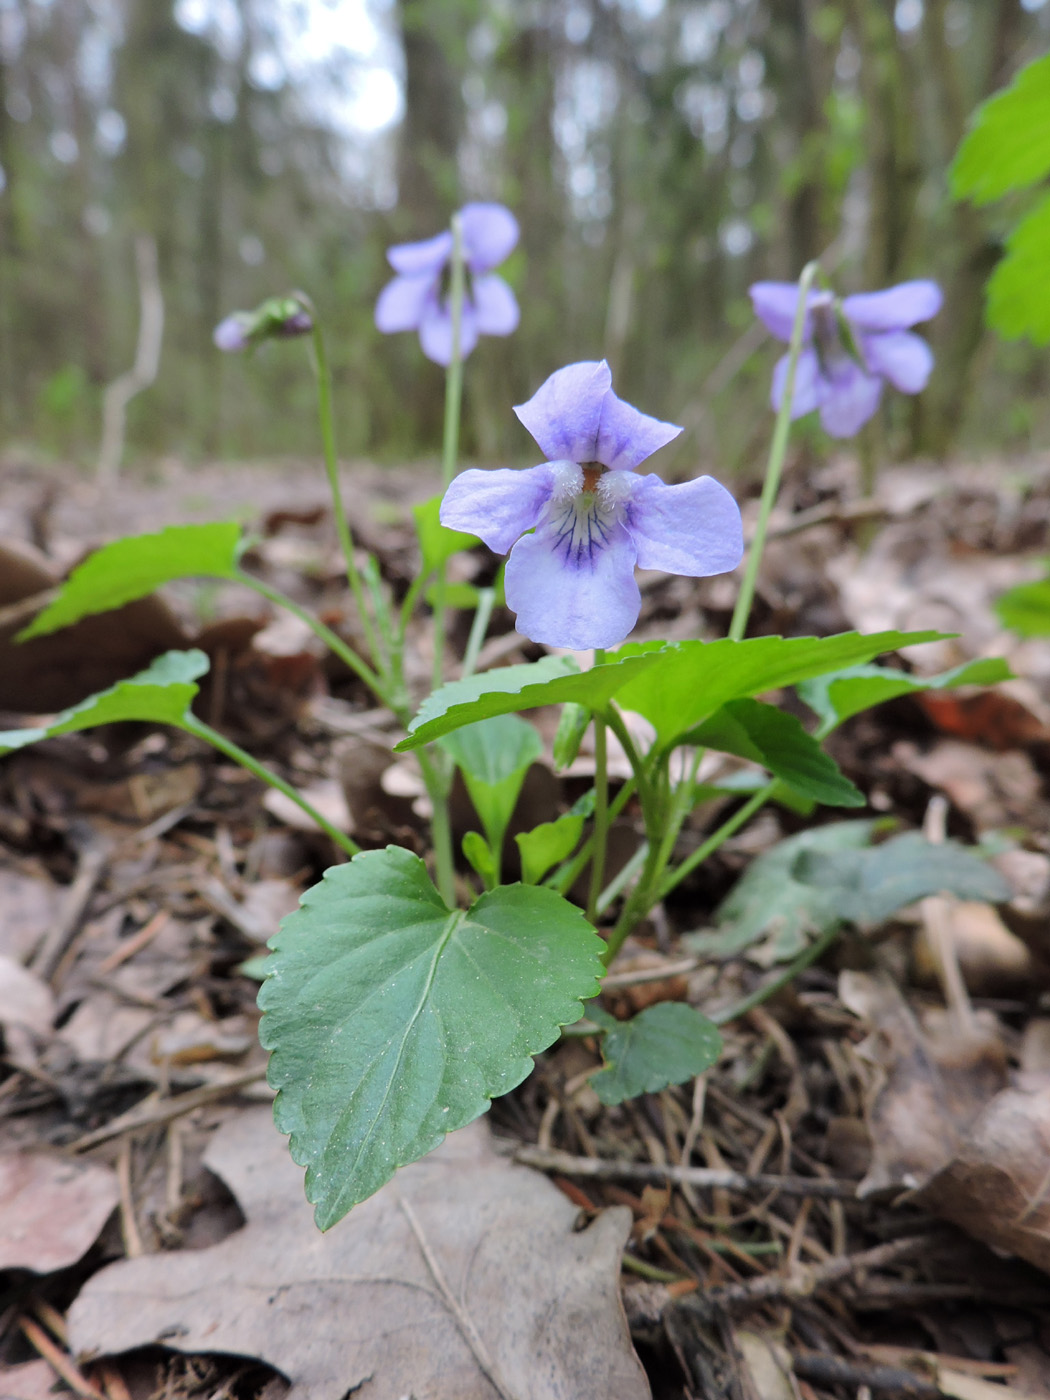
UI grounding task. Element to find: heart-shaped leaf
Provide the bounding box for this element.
[19,524,244,640]
[440,715,543,864]
[588,1003,723,1106]
[798,657,1013,730]
[0,649,210,755]
[685,698,864,807]
[412,494,479,574]
[259,847,604,1229]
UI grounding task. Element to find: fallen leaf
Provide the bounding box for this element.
[917,1081,1050,1276]
[70,1107,649,1400]
[0,1359,63,1400]
[0,956,54,1038]
[839,971,1007,1195]
[0,867,62,964]
[0,1153,119,1272]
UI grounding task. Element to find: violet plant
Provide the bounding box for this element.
[0,220,1010,1231]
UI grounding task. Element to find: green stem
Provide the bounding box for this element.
[418,747,456,908]
[461,587,495,680]
[596,841,649,915]
[657,783,775,903]
[432,213,467,695]
[729,259,820,643]
[586,713,609,925]
[546,779,636,896]
[710,921,841,1026]
[236,570,384,697]
[307,315,382,669]
[184,717,359,857]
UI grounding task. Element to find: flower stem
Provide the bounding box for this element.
[710,920,841,1026]
[656,782,775,902]
[236,570,384,697]
[729,259,820,643]
[424,211,467,908]
[461,587,495,680]
[307,312,382,669]
[586,658,610,926]
[183,716,359,857]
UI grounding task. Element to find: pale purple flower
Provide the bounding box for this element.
[440,361,743,650]
[749,279,943,437]
[375,203,520,366]
[213,296,312,353]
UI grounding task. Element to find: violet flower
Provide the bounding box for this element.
[749,279,942,437]
[214,296,312,353]
[375,203,520,365]
[440,361,743,650]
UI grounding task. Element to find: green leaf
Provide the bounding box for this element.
[996,577,1050,637]
[950,53,1050,204]
[985,194,1050,344]
[589,1003,723,1106]
[793,832,1013,926]
[412,494,478,574]
[0,650,210,755]
[615,630,943,746]
[461,830,498,886]
[18,524,244,641]
[798,657,1013,730]
[553,702,590,771]
[687,821,878,964]
[396,647,666,750]
[440,714,543,860]
[259,847,604,1228]
[425,580,481,610]
[516,792,595,886]
[686,698,864,807]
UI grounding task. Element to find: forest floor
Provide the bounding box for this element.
[1,445,1049,1400]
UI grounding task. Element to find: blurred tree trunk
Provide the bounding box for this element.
[395,0,467,227]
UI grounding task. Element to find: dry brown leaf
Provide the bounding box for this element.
[840,971,1007,1195]
[0,1359,63,1400]
[0,1153,119,1272]
[0,956,54,1039]
[917,1081,1050,1276]
[0,867,62,964]
[69,1107,649,1400]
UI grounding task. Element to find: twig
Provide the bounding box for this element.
[117,1138,145,1258]
[685,1234,932,1312]
[97,235,164,485]
[511,1144,858,1199]
[791,1352,940,1398]
[30,831,108,983]
[17,1316,104,1400]
[69,1066,268,1152]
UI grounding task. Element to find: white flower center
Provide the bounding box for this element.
[545,464,628,571]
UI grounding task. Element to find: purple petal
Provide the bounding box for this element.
[842,280,943,332]
[213,313,252,353]
[374,273,437,333]
[750,282,811,343]
[771,347,821,419]
[386,229,453,276]
[459,203,518,272]
[471,273,519,335]
[440,464,557,553]
[514,361,613,463]
[620,473,744,576]
[505,517,641,650]
[596,390,682,472]
[816,361,883,437]
[418,300,480,365]
[862,330,934,393]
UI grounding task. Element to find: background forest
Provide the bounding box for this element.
[2,0,1049,473]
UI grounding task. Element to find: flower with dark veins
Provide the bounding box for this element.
[375,203,520,365]
[440,361,743,650]
[750,278,943,437]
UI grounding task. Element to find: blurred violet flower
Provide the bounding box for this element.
[440,361,743,650]
[375,203,520,365]
[213,296,312,353]
[749,279,942,437]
